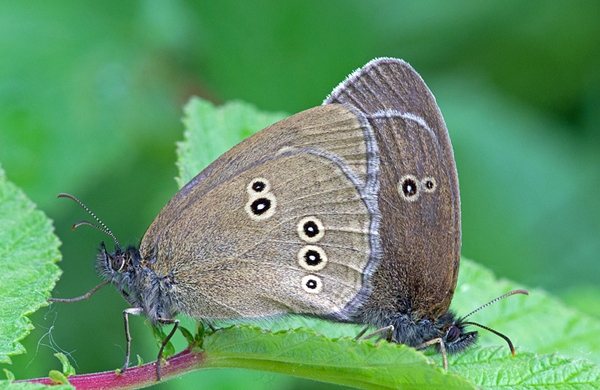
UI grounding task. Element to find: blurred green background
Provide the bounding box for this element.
[1,1,599,389]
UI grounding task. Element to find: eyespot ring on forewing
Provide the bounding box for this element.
[247,177,271,195]
[245,192,277,221]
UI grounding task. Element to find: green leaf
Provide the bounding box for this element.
[196,259,600,389]
[452,347,600,389]
[0,165,62,364]
[561,284,600,320]
[202,325,474,390]
[53,353,75,377]
[147,322,175,359]
[47,371,69,386]
[178,325,196,348]
[452,259,600,365]
[178,98,600,389]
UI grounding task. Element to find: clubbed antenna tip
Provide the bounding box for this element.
[57,193,120,248]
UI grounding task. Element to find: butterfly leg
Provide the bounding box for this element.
[47,281,110,303]
[357,325,395,342]
[355,326,369,340]
[205,320,217,332]
[121,307,144,374]
[155,317,180,381]
[416,337,448,369]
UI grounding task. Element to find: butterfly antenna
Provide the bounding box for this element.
[461,289,529,355]
[58,193,120,248]
[463,289,529,320]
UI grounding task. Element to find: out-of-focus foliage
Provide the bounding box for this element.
[0,1,598,389]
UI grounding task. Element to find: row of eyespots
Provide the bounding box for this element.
[244,178,326,294]
[398,174,437,202]
[297,215,327,294]
[245,178,277,220]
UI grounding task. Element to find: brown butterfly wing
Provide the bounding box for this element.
[139,105,383,320]
[325,58,461,323]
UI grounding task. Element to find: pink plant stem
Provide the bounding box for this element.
[20,347,205,389]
